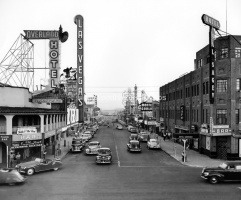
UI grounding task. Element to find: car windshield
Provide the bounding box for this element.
[131,143,139,148]
[150,140,158,144]
[98,149,110,154]
[219,163,228,169]
[89,143,98,146]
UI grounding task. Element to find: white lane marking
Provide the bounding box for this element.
[112,129,120,167]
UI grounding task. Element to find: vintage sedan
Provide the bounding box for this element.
[201,161,241,184]
[138,131,149,142]
[71,138,85,153]
[96,147,112,164]
[147,139,161,149]
[129,134,139,142]
[16,158,62,176]
[116,125,123,130]
[0,168,27,185]
[85,141,101,155]
[127,140,142,152]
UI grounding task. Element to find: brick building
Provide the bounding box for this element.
[159,35,241,160]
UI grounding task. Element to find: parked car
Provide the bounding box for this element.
[0,168,27,185]
[129,134,139,141]
[15,158,62,176]
[82,131,93,140]
[96,147,112,164]
[147,139,161,149]
[71,138,85,153]
[127,125,133,131]
[116,125,123,130]
[85,141,101,155]
[129,127,138,133]
[138,131,149,142]
[201,161,241,184]
[127,140,142,152]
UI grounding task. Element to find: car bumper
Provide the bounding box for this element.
[129,149,141,152]
[200,175,208,180]
[149,146,161,149]
[96,159,111,164]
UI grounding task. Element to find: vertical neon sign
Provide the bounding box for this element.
[74,15,84,122]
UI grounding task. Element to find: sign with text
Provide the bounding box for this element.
[24,30,59,39]
[13,133,42,141]
[140,102,152,111]
[32,99,63,103]
[75,15,84,122]
[12,140,42,149]
[0,135,12,146]
[17,127,37,135]
[49,39,60,88]
[201,14,220,30]
[180,105,185,121]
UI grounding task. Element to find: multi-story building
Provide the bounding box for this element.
[159,35,241,160]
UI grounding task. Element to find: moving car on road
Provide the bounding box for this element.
[127,140,142,152]
[147,139,161,149]
[96,147,112,164]
[0,168,27,185]
[201,161,241,184]
[85,141,101,155]
[129,127,138,133]
[138,131,149,142]
[15,158,62,176]
[129,134,139,142]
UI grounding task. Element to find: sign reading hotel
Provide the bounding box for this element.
[49,39,60,88]
[202,14,220,104]
[74,15,84,122]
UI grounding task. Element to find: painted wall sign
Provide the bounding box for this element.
[13,133,42,141]
[32,99,63,103]
[0,135,12,146]
[49,39,60,88]
[12,140,42,149]
[74,15,84,122]
[24,30,59,39]
[201,14,220,30]
[17,127,37,135]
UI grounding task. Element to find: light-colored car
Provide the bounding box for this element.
[0,168,27,185]
[147,139,161,149]
[127,125,134,131]
[116,125,123,130]
[85,141,101,155]
[138,132,149,142]
[81,132,92,140]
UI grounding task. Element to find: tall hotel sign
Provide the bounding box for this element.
[24,30,60,88]
[201,14,220,104]
[74,15,84,122]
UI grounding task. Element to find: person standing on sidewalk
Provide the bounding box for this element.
[16,152,21,164]
[10,151,15,168]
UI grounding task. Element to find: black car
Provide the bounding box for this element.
[96,148,112,164]
[201,161,241,184]
[127,140,142,152]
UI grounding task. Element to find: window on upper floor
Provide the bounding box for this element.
[217,80,227,93]
[235,47,241,58]
[216,109,227,125]
[236,109,239,124]
[205,82,209,94]
[221,48,229,59]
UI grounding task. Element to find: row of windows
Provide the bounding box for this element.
[163,80,228,101]
[196,47,241,68]
[160,109,239,125]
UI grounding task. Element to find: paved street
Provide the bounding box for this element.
[1,125,241,200]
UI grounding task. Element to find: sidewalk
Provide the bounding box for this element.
[159,136,224,168]
[45,136,73,160]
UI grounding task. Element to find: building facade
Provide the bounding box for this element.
[159,35,241,160]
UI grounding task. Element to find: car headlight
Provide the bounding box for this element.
[107,156,111,160]
[203,172,209,176]
[96,156,101,159]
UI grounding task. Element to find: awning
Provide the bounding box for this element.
[173,132,199,138]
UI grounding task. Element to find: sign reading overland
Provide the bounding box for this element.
[24,30,59,39]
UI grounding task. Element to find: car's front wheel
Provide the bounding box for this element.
[209,176,219,184]
[26,168,35,176]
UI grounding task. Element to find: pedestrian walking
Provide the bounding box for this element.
[163,132,167,141]
[15,152,21,164]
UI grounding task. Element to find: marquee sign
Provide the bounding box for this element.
[201,14,220,30]
[24,30,59,39]
[12,140,42,149]
[75,15,84,122]
[17,127,37,135]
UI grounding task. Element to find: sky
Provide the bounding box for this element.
[0,0,241,110]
